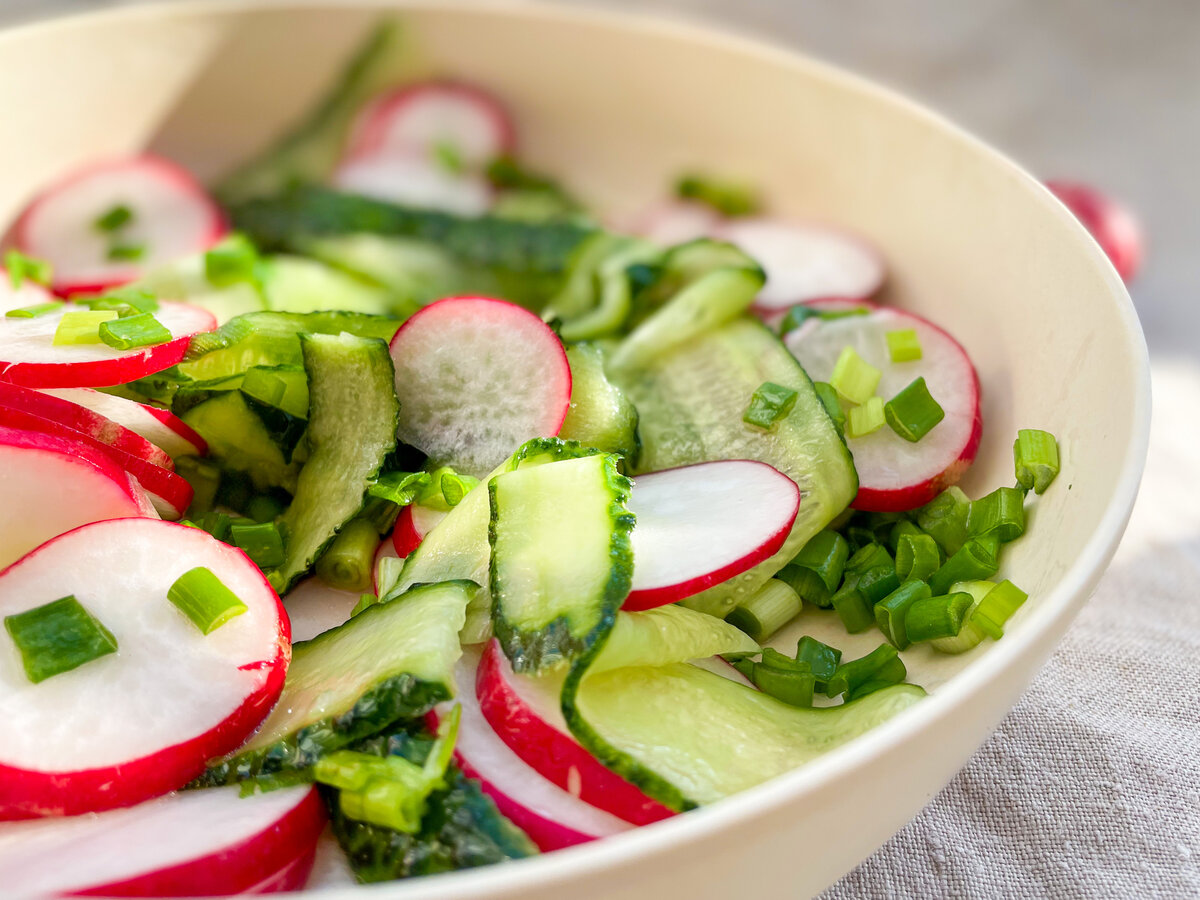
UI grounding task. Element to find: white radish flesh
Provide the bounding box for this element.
[333,155,493,217]
[389,296,572,478]
[283,576,360,643]
[624,460,801,611]
[40,387,207,459]
[633,200,724,247]
[0,519,289,818]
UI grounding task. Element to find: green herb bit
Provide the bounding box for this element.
[433,140,466,175]
[916,486,973,556]
[884,377,944,442]
[84,287,160,315]
[176,457,222,517]
[973,579,1029,639]
[830,346,882,405]
[726,578,802,643]
[415,467,479,511]
[812,381,846,437]
[831,579,876,634]
[826,644,906,699]
[106,243,146,263]
[885,328,922,362]
[93,204,135,233]
[795,635,842,689]
[967,486,1026,543]
[747,649,815,708]
[4,595,118,684]
[5,249,53,289]
[316,517,379,593]
[52,309,118,346]
[895,532,942,583]
[1014,429,1060,494]
[875,580,933,650]
[205,233,262,288]
[98,312,172,350]
[675,172,761,217]
[776,530,849,608]
[743,381,799,430]
[200,510,233,542]
[847,396,886,438]
[368,471,432,507]
[167,567,248,635]
[439,470,479,508]
[229,520,286,570]
[905,591,975,643]
[929,535,1000,595]
[5,302,63,319]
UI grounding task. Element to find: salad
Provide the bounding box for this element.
[0,21,1063,895]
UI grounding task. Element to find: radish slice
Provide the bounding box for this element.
[13,155,227,296]
[346,81,515,169]
[716,218,885,313]
[333,155,493,217]
[0,426,153,569]
[283,576,359,643]
[431,649,632,852]
[390,502,449,558]
[0,518,289,818]
[41,387,207,459]
[1045,180,1144,282]
[0,404,192,519]
[0,300,216,389]
[0,270,56,314]
[389,297,572,478]
[0,380,173,470]
[0,784,324,896]
[241,847,319,894]
[372,538,401,597]
[624,460,801,611]
[632,200,723,247]
[476,640,675,827]
[785,302,982,512]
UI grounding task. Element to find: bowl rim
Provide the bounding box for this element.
[0,0,1153,896]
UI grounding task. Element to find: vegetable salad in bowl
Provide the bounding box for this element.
[0,20,1063,895]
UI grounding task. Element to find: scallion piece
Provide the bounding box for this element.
[1014,429,1060,494]
[875,580,933,650]
[830,346,881,405]
[884,377,945,442]
[205,233,262,288]
[200,510,233,542]
[106,243,146,263]
[831,579,876,634]
[175,457,221,517]
[846,396,886,439]
[795,635,842,689]
[415,467,479,512]
[844,523,876,551]
[433,140,467,176]
[968,486,1026,543]
[905,591,975,643]
[167,567,248,635]
[886,518,924,554]
[4,595,118,683]
[812,381,846,437]
[367,470,432,507]
[916,486,972,556]
[826,644,906,699]
[315,517,379,593]
[675,172,761,217]
[440,471,478,508]
[776,530,848,608]
[98,312,172,350]
[973,579,1029,638]
[52,310,117,346]
[93,204,134,233]
[779,305,817,336]
[5,301,63,319]
[726,579,802,643]
[5,249,53,288]
[895,532,942,583]
[243,493,285,524]
[929,535,1000,595]
[929,580,996,653]
[846,542,894,574]
[743,381,799,430]
[747,649,816,708]
[885,328,922,362]
[229,520,286,570]
[85,286,160,315]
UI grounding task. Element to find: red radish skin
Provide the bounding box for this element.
[42,387,207,458]
[1045,180,1144,282]
[13,155,227,296]
[785,300,982,512]
[624,460,801,611]
[0,425,154,568]
[0,380,173,469]
[0,404,192,518]
[430,652,633,852]
[389,297,572,478]
[0,519,289,819]
[333,155,493,217]
[390,503,448,558]
[0,300,216,389]
[346,81,516,168]
[0,785,323,897]
[476,640,675,827]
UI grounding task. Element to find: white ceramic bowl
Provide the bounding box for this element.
[0,2,1150,896]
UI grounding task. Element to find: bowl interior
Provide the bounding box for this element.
[0,3,1149,896]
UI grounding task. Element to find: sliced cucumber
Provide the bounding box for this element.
[274,332,399,592]
[590,604,758,675]
[564,662,924,809]
[197,580,473,784]
[616,318,858,617]
[547,234,659,341]
[559,343,639,462]
[489,453,634,672]
[262,255,415,318]
[180,390,301,493]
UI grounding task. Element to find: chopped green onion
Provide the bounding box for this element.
[884,377,944,442]
[929,535,1000,595]
[315,517,379,593]
[830,346,881,405]
[895,532,942,583]
[844,524,877,552]
[726,578,802,643]
[886,518,924,555]
[826,643,906,699]
[433,140,466,176]
[229,521,286,570]
[167,567,248,635]
[929,580,995,653]
[5,301,63,319]
[98,312,172,350]
[743,381,799,430]
[439,471,478,508]
[875,580,933,650]
[416,467,479,511]
[812,381,846,437]
[968,486,1026,543]
[973,579,1029,639]
[916,486,972,556]
[905,591,975,643]
[4,595,118,683]
[205,233,262,288]
[84,286,159,315]
[1014,429,1060,494]
[778,305,871,337]
[106,243,146,263]
[846,542,894,574]
[5,249,53,288]
[358,495,400,535]
[367,471,432,507]
[858,565,902,605]
[831,579,876,633]
[53,310,118,345]
[795,635,842,689]
[885,328,922,362]
[847,396,886,439]
[745,649,815,707]
[175,457,221,517]
[776,530,848,608]
[93,204,134,233]
[675,172,761,217]
[245,493,286,524]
